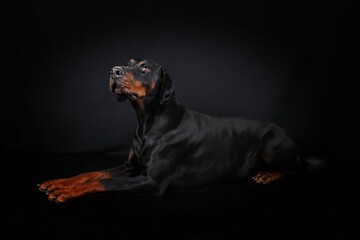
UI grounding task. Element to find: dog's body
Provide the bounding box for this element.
[38,59,299,203]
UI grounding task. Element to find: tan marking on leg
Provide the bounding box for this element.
[48,180,107,203]
[128,148,134,161]
[252,171,284,184]
[38,171,111,193]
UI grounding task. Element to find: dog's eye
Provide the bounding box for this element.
[140,66,150,73]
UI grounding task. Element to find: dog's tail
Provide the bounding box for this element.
[296,155,329,180]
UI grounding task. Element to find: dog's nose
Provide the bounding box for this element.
[110,66,124,78]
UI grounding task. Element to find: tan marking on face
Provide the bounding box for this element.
[137,99,144,113]
[150,81,156,91]
[132,81,147,97]
[120,72,147,98]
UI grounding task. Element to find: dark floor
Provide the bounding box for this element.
[3,153,360,240]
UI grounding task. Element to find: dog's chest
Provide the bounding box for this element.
[132,134,157,170]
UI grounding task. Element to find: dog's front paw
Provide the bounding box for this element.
[38,179,77,203]
[37,178,68,195]
[47,188,75,203]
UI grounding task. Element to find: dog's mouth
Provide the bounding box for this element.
[109,77,126,101]
[110,77,139,102]
[114,88,123,94]
[116,93,128,102]
[115,88,138,102]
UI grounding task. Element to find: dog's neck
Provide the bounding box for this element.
[129,98,179,136]
[129,98,149,125]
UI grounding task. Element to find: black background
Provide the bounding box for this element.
[2,0,359,239]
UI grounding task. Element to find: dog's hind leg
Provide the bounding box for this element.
[252,125,299,184]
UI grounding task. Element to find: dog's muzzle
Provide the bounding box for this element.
[110,66,124,78]
[109,66,128,102]
[109,66,125,92]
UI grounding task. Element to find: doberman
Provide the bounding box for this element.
[38,59,299,203]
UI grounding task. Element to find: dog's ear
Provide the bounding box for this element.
[159,67,175,104]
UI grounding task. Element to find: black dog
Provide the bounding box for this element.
[38,59,299,203]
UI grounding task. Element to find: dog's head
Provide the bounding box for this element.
[109,59,175,104]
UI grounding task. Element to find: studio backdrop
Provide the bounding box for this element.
[2,0,358,161]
